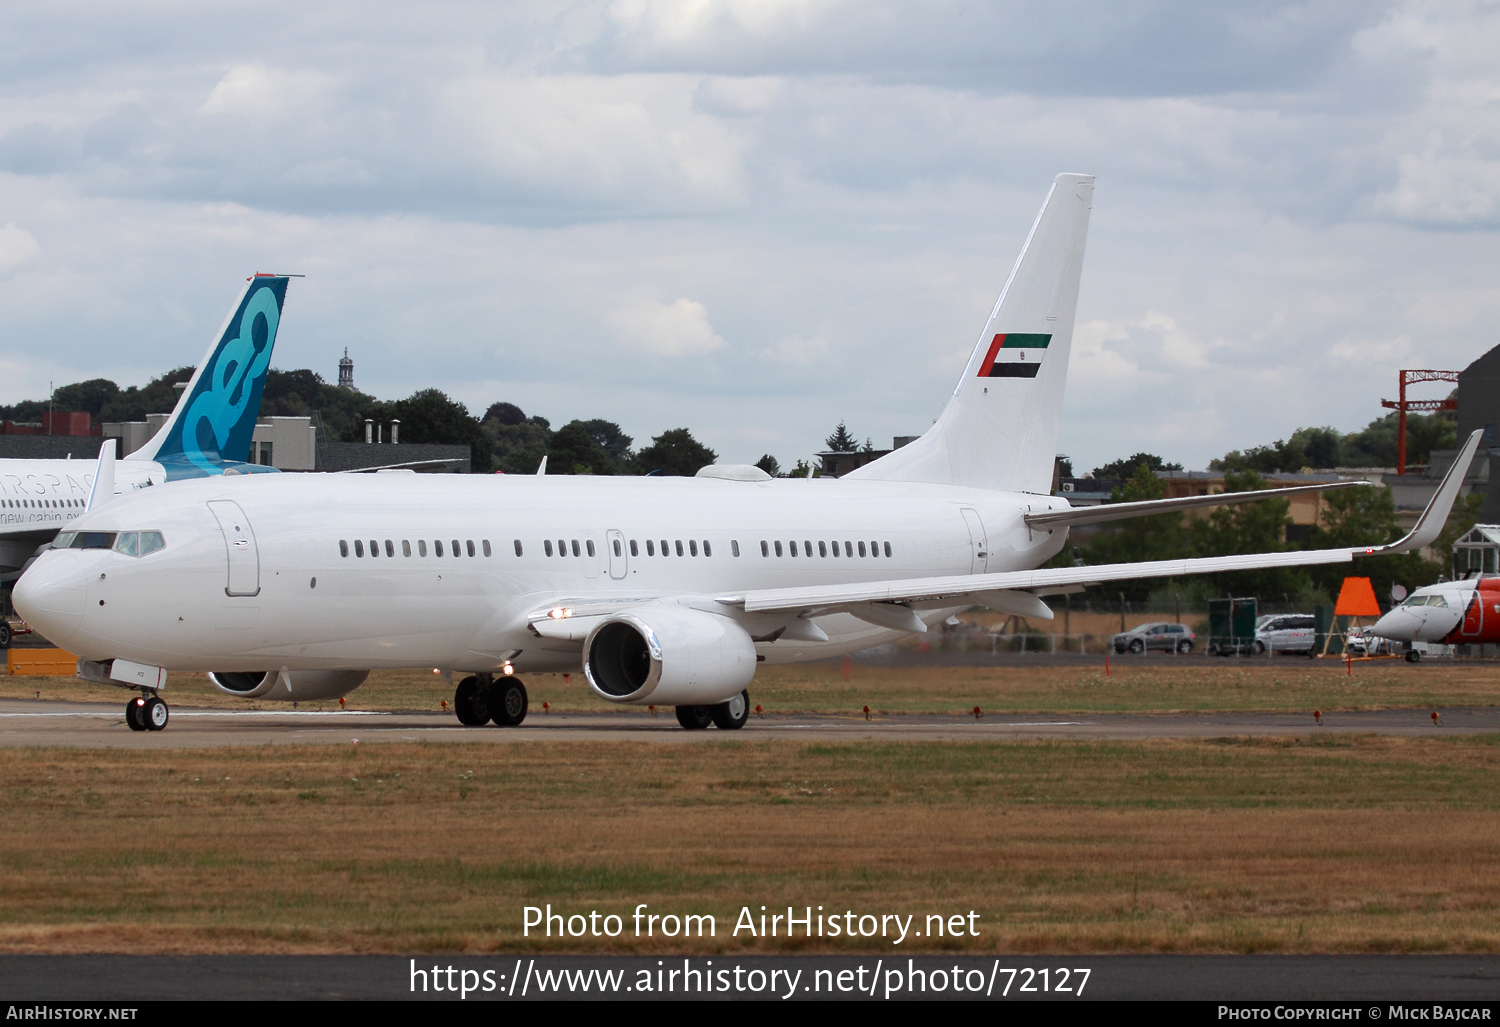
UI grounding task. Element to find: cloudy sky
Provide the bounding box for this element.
[0,0,1496,473]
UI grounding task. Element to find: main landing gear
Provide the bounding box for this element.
[675,690,750,731]
[124,692,169,732]
[453,674,529,727]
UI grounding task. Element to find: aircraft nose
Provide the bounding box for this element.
[1370,609,1419,641]
[12,554,86,649]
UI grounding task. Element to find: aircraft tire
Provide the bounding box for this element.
[125,698,147,731]
[143,695,169,731]
[710,690,750,731]
[675,705,713,730]
[454,676,490,726]
[1406,650,1421,663]
[0,621,10,648]
[490,679,528,727]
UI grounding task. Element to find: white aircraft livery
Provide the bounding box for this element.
[12,176,1469,733]
[0,275,290,578]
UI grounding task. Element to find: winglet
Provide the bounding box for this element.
[86,439,116,511]
[536,455,548,476]
[1362,429,1482,555]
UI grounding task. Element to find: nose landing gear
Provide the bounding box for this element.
[124,692,168,732]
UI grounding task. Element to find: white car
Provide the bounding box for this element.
[1253,614,1316,655]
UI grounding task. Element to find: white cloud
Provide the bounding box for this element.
[606,296,726,355]
[0,223,39,274]
[199,64,335,118]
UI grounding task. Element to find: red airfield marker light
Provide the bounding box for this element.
[1314,709,1322,726]
[1432,710,1442,727]
[863,705,871,721]
[841,657,853,681]
[973,706,983,720]
[648,705,657,717]
[563,673,570,684]
[542,701,550,714]
[339,697,347,709]
[754,704,764,719]
[441,700,448,712]
[1105,654,1110,677]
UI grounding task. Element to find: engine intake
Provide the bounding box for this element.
[584,608,755,706]
[208,669,369,701]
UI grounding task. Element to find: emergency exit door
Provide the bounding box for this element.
[207,500,260,597]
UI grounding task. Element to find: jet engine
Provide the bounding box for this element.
[583,607,756,706]
[208,669,370,701]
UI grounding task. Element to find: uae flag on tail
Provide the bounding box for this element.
[977,333,1052,378]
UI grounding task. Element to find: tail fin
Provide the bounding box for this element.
[133,274,290,478]
[847,174,1093,493]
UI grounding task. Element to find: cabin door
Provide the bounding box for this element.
[206,500,260,597]
[961,508,989,574]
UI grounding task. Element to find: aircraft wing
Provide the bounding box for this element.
[1026,480,1369,529]
[724,429,1483,624]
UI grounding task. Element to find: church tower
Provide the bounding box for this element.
[338,348,355,390]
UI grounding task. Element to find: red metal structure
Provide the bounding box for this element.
[1381,369,1459,475]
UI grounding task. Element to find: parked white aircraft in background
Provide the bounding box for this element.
[0,275,290,580]
[1370,574,1500,659]
[14,176,1467,733]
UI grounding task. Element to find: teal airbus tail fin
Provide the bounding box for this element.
[133,275,289,478]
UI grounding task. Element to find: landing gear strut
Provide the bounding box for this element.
[676,690,750,731]
[454,674,529,727]
[124,692,168,732]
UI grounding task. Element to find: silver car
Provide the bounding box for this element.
[1111,622,1196,654]
[1253,614,1316,654]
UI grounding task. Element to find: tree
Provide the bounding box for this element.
[1187,471,1308,597]
[1288,426,1341,469]
[754,454,781,477]
[341,388,493,472]
[482,402,527,427]
[1091,452,1182,480]
[825,421,858,453]
[577,419,633,466]
[547,420,618,475]
[636,428,717,476]
[785,459,814,478]
[1082,461,1187,570]
[51,379,119,418]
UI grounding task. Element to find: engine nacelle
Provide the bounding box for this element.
[583,607,756,706]
[208,669,370,701]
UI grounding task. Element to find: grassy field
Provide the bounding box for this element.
[2,735,1500,954]
[3,656,1496,716]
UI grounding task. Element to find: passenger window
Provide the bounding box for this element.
[760,540,768,557]
[369,539,379,557]
[884,541,892,557]
[858,541,867,557]
[434,540,443,557]
[355,540,365,557]
[558,539,567,555]
[340,540,349,557]
[114,532,139,557]
[402,540,412,557]
[704,541,712,557]
[774,541,782,557]
[483,540,492,557]
[629,540,638,557]
[845,541,853,557]
[689,540,698,557]
[869,540,878,556]
[818,541,827,557]
[675,540,684,557]
[466,540,476,557]
[514,539,523,557]
[830,540,839,557]
[544,540,553,557]
[789,541,797,558]
[386,540,395,557]
[452,540,461,558]
[571,539,581,557]
[732,540,740,557]
[139,531,165,556]
[613,539,622,557]
[660,539,669,556]
[647,540,656,556]
[586,540,596,558]
[419,540,428,557]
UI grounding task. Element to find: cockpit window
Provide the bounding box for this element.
[139,531,165,555]
[50,530,164,555]
[57,531,117,550]
[115,533,139,557]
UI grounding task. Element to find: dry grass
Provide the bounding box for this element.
[6,655,1491,717]
[2,735,1499,954]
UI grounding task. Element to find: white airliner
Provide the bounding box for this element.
[0,275,290,580]
[13,175,1468,733]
